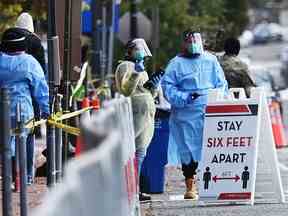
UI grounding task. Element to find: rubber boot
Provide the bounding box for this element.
[184,177,198,200]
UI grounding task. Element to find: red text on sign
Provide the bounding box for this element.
[207,136,253,148]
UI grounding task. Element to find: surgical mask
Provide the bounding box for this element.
[133,50,145,61]
[187,43,202,55]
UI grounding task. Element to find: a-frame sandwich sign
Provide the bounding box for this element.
[198,88,285,205]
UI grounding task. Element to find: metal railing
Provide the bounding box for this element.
[32,97,140,216]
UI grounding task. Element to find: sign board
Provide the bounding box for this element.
[198,88,285,205]
[117,12,152,44]
[82,0,121,34]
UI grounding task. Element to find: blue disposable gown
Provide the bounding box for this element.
[0,52,49,155]
[161,52,227,165]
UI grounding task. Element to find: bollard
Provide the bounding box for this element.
[0,88,13,216]
[16,104,28,216]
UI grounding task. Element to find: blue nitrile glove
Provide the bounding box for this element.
[41,112,50,120]
[150,75,162,88]
[134,60,145,72]
[186,93,201,104]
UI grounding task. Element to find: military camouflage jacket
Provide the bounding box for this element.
[218,54,256,97]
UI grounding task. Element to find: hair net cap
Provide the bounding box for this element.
[1,29,26,52]
[15,12,34,33]
[131,38,152,57]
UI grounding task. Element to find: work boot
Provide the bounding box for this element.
[192,175,199,196]
[184,177,198,200]
[139,192,151,201]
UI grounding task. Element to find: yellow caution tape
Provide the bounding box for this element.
[54,106,94,121]
[24,119,47,129]
[12,119,47,135]
[12,106,94,136]
[48,119,81,136]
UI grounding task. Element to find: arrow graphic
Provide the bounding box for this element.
[212,175,240,183]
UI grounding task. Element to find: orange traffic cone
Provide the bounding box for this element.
[81,97,90,109]
[75,97,90,156]
[91,96,100,110]
[270,101,287,148]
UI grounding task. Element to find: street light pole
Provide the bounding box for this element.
[152,5,160,72]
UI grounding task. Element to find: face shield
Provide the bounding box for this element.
[132,38,152,57]
[184,32,204,56]
[125,38,152,62]
[132,38,152,61]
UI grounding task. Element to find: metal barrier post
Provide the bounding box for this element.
[55,126,62,182]
[0,88,13,216]
[15,113,21,192]
[55,94,63,182]
[47,0,58,187]
[16,104,28,216]
[47,123,56,186]
[62,0,72,166]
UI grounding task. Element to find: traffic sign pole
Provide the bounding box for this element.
[130,0,138,39]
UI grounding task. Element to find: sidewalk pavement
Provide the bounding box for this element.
[141,148,288,216]
[0,177,47,216]
[0,137,48,216]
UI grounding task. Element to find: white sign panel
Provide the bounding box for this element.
[169,88,285,204]
[197,88,285,204]
[198,103,261,201]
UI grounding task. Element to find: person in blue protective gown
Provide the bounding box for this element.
[4,12,48,184]
[0,29,49,186]
[161,30,227,200]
